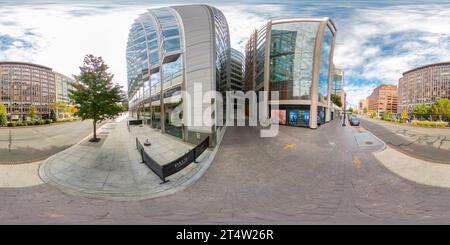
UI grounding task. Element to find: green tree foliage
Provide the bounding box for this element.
[50,109,57,122]
[0,100,7,126]
[331,94,342,107]
[52,101,67,118]
[431,98,450,121]
[70,54,125,142]
[412,103,431,120]
[29,105,38,119]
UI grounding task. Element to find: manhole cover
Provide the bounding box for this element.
[365,141,373,145]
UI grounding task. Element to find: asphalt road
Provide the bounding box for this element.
[2,118,450,224]
[359,117,450,163]
[0,120,94,163]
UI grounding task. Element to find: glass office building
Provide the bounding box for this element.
[244,18,337,128]
[126,5,231,146]
[55,72,74,104]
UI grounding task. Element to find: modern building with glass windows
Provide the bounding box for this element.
[332,68,344,108]
[0,62,57,120]
[229,48,245,92]
[244,17,337,129]
[55,72,74,104]
[398,61,450,114]
[126,5,231,146]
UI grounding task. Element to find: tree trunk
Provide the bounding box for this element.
[93,119,97,141]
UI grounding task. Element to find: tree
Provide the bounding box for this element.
[70,54,125,142]
[363,107,368,114]
[0,100,7,126]
[401,110,408,120]
[30,105,38,119]
[52,101,68,118]
[331,94,342,107]
[431,98,450,121]
[412,103,431,120]
[68,105,79,116]
[50,109,57,122]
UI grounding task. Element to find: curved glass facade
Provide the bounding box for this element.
[318,26,333,103]
[127,5,231,144]
[244,18,337,129]
[269,22,319,100]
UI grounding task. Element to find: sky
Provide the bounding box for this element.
[1,0,449,108]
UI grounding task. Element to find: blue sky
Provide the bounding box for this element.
[1,0,449,107]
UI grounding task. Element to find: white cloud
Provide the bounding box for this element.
[334,3,450,83]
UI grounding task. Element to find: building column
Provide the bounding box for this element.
[160,67,165,133]
[310,22,326,129]
[263,21,272,126]
[326,40,336,123]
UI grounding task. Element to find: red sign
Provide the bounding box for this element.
[271,110,286,125]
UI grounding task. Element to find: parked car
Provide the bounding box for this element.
[349,114,360,126]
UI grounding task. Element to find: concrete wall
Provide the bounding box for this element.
[172,5,215,136]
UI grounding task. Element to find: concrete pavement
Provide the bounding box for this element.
[39,115,215,201]
[375,146,450,188]
[0,161,43,187]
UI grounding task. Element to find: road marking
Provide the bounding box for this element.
[352,156,362,168]
[283,143,297,150]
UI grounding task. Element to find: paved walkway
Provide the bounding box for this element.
[360,117,450,163]
[375,146,450,188]
[3,118,450,224]
[39,115,214,201]
[0,161,43,187]
[0,120,93,163]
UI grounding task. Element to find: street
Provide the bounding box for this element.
[0,120,93,163]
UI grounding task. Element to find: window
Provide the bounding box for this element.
[164,38,180,52]
[163,28,179,38]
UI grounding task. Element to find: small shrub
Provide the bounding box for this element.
[411,121,448,127]
[7,122,15,127]
[45,119,52,124]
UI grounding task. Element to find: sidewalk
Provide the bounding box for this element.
[375,146,450,188]
[0,161,43,187]
[39,115,219,201]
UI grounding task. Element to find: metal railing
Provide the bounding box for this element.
[136,136,209,183]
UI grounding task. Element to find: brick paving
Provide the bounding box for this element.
[1,119,450,224]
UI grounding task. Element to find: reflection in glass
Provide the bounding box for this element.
[318,27,333,103]
[162,55,182,87]
[269,22,319,100]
